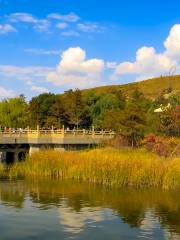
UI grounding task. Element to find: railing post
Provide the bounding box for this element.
[37,125,39,136]
[62,125,65,136]
[92,125,95,138]
[101,129,104,137]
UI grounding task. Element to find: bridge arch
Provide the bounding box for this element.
[6,152,15,165]
[18,151,26,161]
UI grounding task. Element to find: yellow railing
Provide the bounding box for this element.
[0,129,115,138]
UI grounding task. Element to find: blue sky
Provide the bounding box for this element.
[0,0,180,99]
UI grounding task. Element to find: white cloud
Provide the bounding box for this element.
[61,30,79,37]
[47,47,105,89]
[48,12,80,22]
[24,48,61,56]
[0,87,15,99]
[77,23,103,33]
[5,12,105,36]
[26,80,33,86]
[0,65,53,81]
[31,85,48,93]
[0,65,52,97]
[106,62,118,69]
[113,24,180,81]
[33,19,50,32]
[0,24,17,34]
[8,12,38,23]
[164,24,180,61]
[56,22,68,29]
[7,12,50,32]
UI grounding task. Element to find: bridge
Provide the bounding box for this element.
[0,129,115,164]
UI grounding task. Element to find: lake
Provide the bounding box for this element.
[0,180,180,240]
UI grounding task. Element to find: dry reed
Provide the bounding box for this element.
[1,148,180,190]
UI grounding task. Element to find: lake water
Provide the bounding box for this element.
[0,180,180,240]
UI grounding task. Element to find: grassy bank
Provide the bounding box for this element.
[1,148,180,190]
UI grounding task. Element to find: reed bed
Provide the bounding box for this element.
[1,148,180,190]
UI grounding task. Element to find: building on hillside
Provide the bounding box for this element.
[154,103,171,113]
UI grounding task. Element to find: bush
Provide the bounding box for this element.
[142,134,180,157]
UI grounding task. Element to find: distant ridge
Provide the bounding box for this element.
[83,75,180,99]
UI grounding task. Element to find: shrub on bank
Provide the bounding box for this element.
[142,135,180,157]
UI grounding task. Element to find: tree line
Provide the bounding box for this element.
[0,87,179,146]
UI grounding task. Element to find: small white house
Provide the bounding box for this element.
[154,103,171,113]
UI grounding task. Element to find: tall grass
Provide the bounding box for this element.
[1,148,180,190]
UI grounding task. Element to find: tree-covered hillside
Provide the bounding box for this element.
[0,75,180,146]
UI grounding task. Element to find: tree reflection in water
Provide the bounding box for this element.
[0,179,179,238]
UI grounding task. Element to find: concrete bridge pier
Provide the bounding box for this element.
[0,152,6,163]
[29,145,40,156]
[29,144,65,156]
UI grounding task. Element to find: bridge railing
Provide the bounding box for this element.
[0,129,115,138]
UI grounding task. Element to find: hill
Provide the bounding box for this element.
[83,75,180,99]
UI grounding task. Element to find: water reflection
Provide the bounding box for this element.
[0,180,179,239]
[58,204,116,234]
[0,181,25,208]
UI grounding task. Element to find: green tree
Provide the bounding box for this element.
[102,101,146,147]
[28,93,56,128]
[102,109,122,131]
[51,95,66,128]
[159,105,180,136]
[63,89,89,129]
[119,103,146,146]
[90,93,125,129]
[0,96,28,128]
